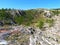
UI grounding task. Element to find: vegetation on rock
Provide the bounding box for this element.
[0,8,58,28]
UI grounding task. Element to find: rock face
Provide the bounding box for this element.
[44,10,52,18]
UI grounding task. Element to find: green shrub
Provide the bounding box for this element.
[37,19,45,29]
[25,22,31,26]
[14,16,24,25]
[46,19,54,27]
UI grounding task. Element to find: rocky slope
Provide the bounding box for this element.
[29,15,60,45]
[1,14,59,45]
[0,8,60,45]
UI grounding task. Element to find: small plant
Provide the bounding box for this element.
[46,19,54,27]
[14,16,24,25]
[25,22,31,26]
[37,18,45,29]
[39,20,44,29]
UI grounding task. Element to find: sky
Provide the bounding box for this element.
[0,0,60,10]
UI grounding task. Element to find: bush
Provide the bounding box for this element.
[37,18,45,29]
[46,19,54,27]
[25,22,31,26]
[14,16,24,25]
